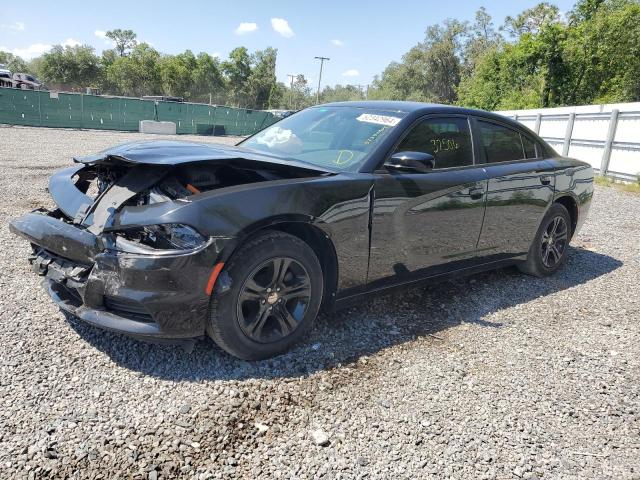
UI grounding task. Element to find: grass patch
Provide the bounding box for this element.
[595,175,640,194]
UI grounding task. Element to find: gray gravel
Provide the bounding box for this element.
[0,125,639,479]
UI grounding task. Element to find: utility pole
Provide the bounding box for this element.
[287,74,296,109]
[355,84,370,100]
[314,56,330,104]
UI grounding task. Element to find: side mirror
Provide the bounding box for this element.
[385,151,435,173]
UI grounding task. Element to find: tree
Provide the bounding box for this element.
[462,7,503,75]
[221,47,251,106]
[459,0,640,109]
[568,0,606,23]
[40,45,101,89]
[106,29,138,56]
[247,47,278,109]
[503,2,561,38]
[191,53,224,103]
[104,43,161,96]
[159,50,197,98]
[320,84,366,103]
[370,19,467,104]
[289,74,312,109]
[564,0,640,103]
[0,51,29,73]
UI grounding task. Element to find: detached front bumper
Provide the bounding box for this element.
[10,211,224,339]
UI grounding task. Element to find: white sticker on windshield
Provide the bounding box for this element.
[356,113,401,127]
[255,126,294,147]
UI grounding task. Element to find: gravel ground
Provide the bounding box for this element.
[0,125,639,479]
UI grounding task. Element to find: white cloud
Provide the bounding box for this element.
[1,21,25,32]
[94,30,115,46]
[331,39,343,47]
[271,18,294,38]
[211,52,221,58]
[342,69,359,77]
[0,37,83,59]
[62,38,81,48]
[235,22,258,35]
[0,43,52,59]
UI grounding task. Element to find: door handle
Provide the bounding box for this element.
[540,175,551,185]
[468,186,485,200]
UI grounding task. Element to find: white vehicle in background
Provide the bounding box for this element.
[0,66,12,88]
[12,73,44,90]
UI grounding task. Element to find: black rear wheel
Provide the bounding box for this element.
[518,203,572,277]
[207,230,323,360]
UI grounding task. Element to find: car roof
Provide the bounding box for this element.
[317,100,510,122]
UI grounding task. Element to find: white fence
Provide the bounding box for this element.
[497,103,640,181]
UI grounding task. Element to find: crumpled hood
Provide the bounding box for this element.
[74,140,333,173]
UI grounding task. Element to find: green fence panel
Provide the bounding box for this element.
[82,94,122,130]
[121,98,156,131]
[227,108,245,136]
[0,86,275,135]
[156,101,194,134]
[0,89,42,126]
[189,103,214,135]
[212,106,233,134]
[40,92,83,128]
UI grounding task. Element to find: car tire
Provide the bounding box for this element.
[518,203,572,277]
[207,230,323,360]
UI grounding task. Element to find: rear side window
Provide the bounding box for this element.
[478,121,525,163]
[395,117,473,169]
[522,135,538,158]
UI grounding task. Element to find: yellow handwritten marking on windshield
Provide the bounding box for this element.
[334,150,354,165]
[430,138,460,154]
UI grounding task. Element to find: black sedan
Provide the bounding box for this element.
[9,102,593,360]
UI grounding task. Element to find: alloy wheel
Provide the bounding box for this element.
[540,215,568,268]
[237,257,312,343]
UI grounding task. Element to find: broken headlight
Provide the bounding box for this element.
[116,224,206,251]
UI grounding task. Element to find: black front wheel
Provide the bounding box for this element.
[207,230,323,360]
[518,203,572,277]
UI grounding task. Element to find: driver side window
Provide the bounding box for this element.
[395,117,474,169]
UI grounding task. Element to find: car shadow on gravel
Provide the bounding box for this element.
[66,246,621,381]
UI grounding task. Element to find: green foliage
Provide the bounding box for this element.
[319,84,366,103]
[221,47,251,107]
[3,3,640,112]
[370,20,467,103]
[458,0,640,109]
[504,2,561,37]
[40,45,101,89]
[104,43,161,96]
[0,51,29,73]
[247,48,278,109]
[106,29,138,56]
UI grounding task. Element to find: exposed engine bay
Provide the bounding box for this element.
[60,153,328,252]
[80,160,302,205]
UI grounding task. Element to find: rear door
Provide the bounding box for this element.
[473,117,555,261]
[367,115,488,288]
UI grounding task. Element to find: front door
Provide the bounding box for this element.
[367,115,488,289]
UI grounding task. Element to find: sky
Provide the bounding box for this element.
[1,0,576,89]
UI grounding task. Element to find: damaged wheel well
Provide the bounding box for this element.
[268,222,339,309]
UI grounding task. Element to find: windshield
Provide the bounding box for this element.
[241,106,406,172]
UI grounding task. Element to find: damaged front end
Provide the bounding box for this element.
[9,140,330,339]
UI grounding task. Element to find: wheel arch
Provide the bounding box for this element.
[553,194,578,239]
[220,216,339,309]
